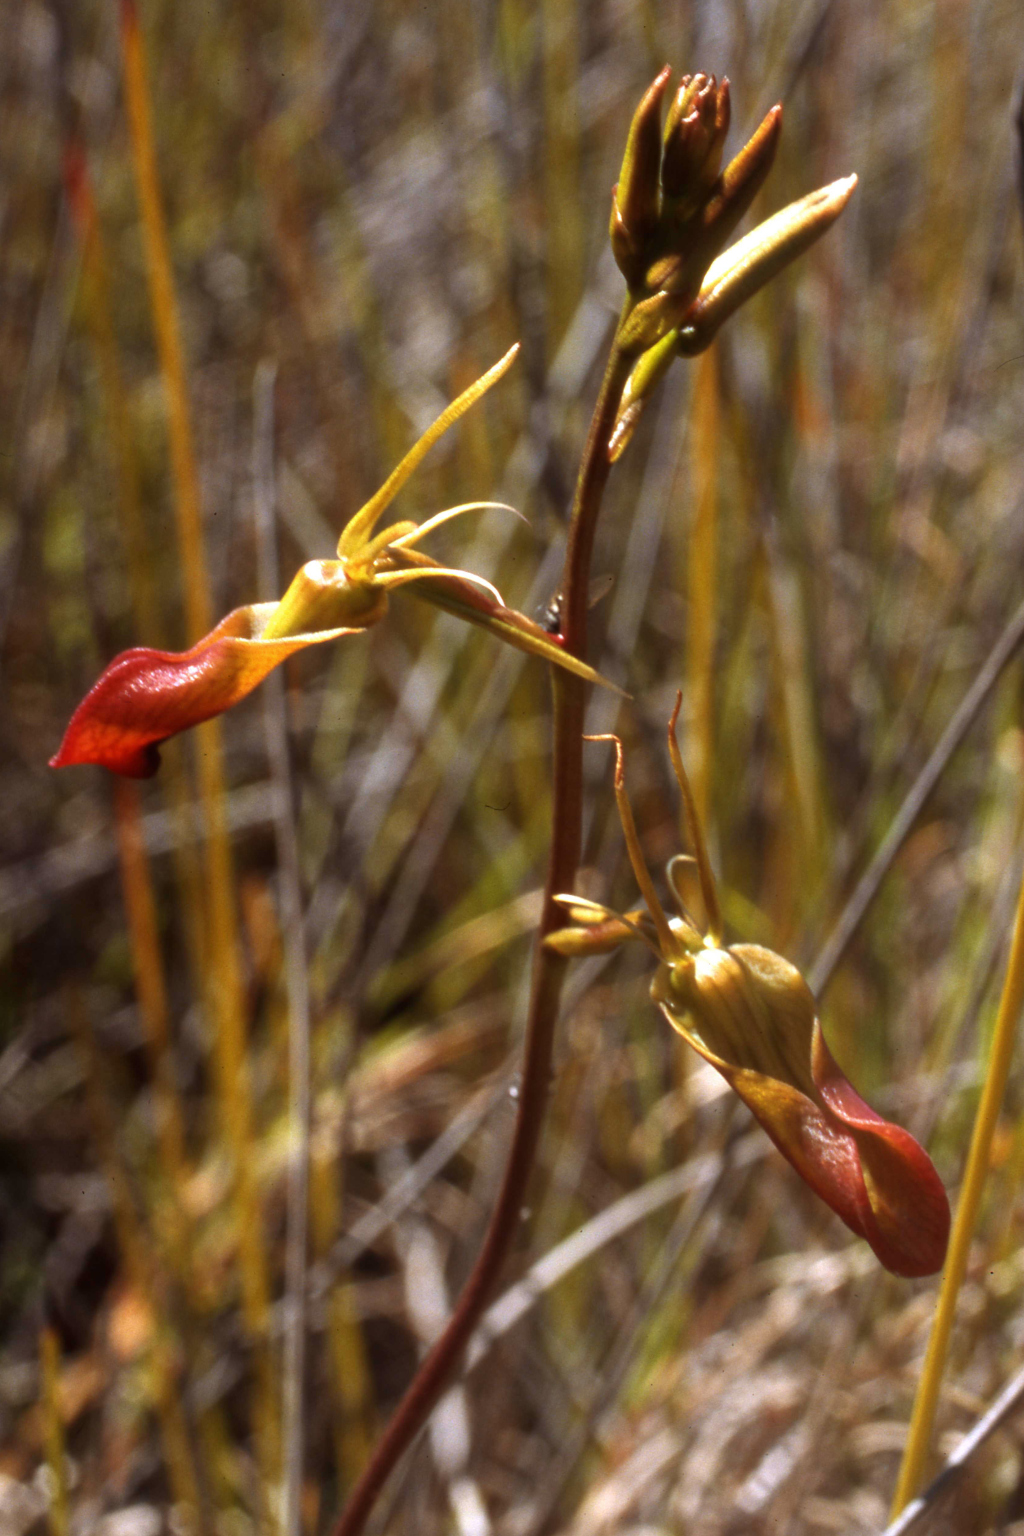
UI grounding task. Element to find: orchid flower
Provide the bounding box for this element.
[548,698,950,1278]
[51,345,611,778]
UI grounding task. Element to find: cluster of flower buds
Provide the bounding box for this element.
[548,699,950,1279]
[51,347,614,778]
[607,69,857,459]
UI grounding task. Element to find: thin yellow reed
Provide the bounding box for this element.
[252,121,364,526]
[65,144,159,632]
[72,996,203,1530]
[540,0,584,355]
[112,779,191,1266]
[310,1135,375,1491]
[39,1327,69,1536]
[764,525,824,915]
[117,1,279,1499]
[118,0,211,644]
[685,343,719,833]
[64,140,207,988]
[199,774,282,1502]
[891,810,1024,1515]
[252,78,413,529]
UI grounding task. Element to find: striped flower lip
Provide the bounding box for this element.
[549,696,950,1279]
[51,345,614,779]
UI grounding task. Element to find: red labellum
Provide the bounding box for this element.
[50,604,362,777]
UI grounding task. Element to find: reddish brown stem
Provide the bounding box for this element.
[329,309,634,1536]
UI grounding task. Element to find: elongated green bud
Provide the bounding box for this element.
[677,175,858,355]
[610,66,673,284]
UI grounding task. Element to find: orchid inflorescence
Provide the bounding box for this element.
[50,67,949,1279]
[52,69,860,784]
[548,696,950,1279]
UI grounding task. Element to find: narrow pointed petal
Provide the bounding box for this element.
[404,570,626,693]
[338,345,519,557]
[51,606,365,777]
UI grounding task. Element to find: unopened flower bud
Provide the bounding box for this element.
[608,331,677,460]
[695,104,782,257]
[610,65,673,283]
[546,896,649,957]
[662,74,730,202]
[545,917,636,957]
[677,175,858,356]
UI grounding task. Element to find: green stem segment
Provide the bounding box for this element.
[329,305,635,1536]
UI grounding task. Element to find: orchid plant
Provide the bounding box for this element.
[52,66,951,1536]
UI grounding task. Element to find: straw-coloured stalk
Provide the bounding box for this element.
[311,1137,376,1492]
[39,1327,69,1536]
[62,136,208,991]
[62,140,159,636]
[891,824,1024,1513]
[117,0,279,1492]
[685,344,719,830]
[541,0,585,354]
[252,360,309,1536]
[112,779,190,1273]
[71,995,203,1529]
[118,0,210,643]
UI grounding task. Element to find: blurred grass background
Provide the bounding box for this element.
[2,0,1024,1532]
